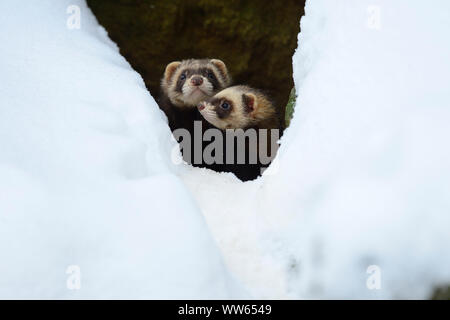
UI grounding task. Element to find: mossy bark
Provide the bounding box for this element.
[431,285,450,300]
[87,0,305,120]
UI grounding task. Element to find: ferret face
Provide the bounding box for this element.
[197,87,258,130]
[161,59,231,109]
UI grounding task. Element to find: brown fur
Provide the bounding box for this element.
[198,85,281,130]
[198,86,282,181]
[160,59,230,108]
[158,58,231,132]
[157,59,231,173]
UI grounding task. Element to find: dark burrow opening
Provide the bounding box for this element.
[87,0,306,180]
[85,2,450,297]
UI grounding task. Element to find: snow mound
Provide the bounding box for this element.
[182,0,450,299]
[0,0,243,299]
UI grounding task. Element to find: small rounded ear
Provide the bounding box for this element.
[164,61,181,83]
[242,93,258,114]
[210,59,230,84]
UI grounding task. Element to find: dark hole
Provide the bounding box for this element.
[87,0,305,180]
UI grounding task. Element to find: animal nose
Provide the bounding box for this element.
[198,103,205,111]
[191,76,203,86]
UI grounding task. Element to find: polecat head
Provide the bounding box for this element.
[161,59,231,109]
[197,85,278,130]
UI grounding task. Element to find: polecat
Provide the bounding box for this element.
[158,58,231,132]
[197,85,281,131]
[197,85,282,181]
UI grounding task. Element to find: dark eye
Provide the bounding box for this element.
[180,73,186,81]
[221,101,230,109]
[207,72,215,80]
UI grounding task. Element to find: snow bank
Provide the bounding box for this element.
[267,0,450,298]
[1,0,449,299]
[0,0,242,299]
[182,0,450,299]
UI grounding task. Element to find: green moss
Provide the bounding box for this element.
[86,0,305,119]
[285,87,296,127]
[431,285,450,300]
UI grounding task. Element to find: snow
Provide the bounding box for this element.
[182,0,450,299]
[0,0,243,299]
[1,0,449,299]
